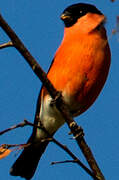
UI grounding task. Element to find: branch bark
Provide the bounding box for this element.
[0,13,105,180]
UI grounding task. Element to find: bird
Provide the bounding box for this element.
[10,3,111,179]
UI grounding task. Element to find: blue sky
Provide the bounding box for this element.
[0,0,119,180]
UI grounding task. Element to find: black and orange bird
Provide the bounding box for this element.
[10,3,111,179]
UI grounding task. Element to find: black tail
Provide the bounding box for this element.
[10,140,48,180]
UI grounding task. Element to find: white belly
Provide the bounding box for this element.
[36,94,65,139]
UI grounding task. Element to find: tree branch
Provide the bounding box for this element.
[0,13,105,180]
[0,120,96,179]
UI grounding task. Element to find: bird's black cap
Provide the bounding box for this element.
[61,3,103,27]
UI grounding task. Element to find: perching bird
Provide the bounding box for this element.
[10,3,111,179]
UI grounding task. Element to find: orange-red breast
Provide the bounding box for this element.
[10,3,111,179]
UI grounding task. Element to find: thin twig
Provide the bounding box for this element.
[51,159,78,165]
[0,121,26,135]
[0,13,105,180]
[0,143,30,150]
[0,41,13,49]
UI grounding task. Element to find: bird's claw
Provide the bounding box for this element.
[69,123,84,139]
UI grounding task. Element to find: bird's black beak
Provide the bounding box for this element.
[60,12,71,21]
